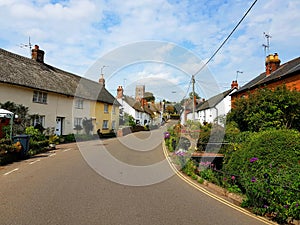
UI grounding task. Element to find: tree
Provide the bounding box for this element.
[0,101,31,135]
[189,92,200,99]
[227,85,300,132]
[82,118,94,135]
[123,113,136,127]
[144,92,155,102]
[165,105,175,114]
[173,103,183,114]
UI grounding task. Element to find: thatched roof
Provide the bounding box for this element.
[0,48,118,105]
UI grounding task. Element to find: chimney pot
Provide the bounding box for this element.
[231,80,238,89]
[99,74,105,86]
[117,85,124,99]
[265,53,281,76]
[31,44,44,63]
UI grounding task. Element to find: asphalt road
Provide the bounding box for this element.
[0,127,274,225]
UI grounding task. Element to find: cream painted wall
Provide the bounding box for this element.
[0,83,118,135]
[0,83,91,135]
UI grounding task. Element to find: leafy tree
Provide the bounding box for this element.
[82,118,94,135]
[144,92,155,102]
[189,92,200,99]
[173,103,183,114]
[165,105,175,114]
[227,85,300,132]
[123,113,136,127]
[0,101,31,135]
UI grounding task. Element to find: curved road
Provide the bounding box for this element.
[0,127,274,225]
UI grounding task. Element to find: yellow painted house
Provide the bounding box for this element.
[0,45,119,136]
[90,97,119,135]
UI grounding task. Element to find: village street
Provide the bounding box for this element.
[0,128,272,225]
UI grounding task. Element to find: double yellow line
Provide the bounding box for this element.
[162,141,276,225]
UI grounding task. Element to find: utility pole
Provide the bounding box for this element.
[192,75,195,121]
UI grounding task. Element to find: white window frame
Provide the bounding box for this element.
[74,117,82,127]
[102,120,109,129]
[104,104,109,113]
[75,99,84,109]
[112,120,116,130]
[33,91,47,104]
[32,115,45,127]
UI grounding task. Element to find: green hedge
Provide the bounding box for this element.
[223,129,300,224]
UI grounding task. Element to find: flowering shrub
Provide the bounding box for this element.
[224,129,300,224]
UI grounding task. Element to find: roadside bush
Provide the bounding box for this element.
[63,134,76,143]
[223,129,300,224]
[29,140,49,151]
[182,159,197,176]
[25,126,45,141]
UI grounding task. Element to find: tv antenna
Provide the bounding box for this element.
[262,32,271,56]
[19,36,32,55]
[236,71,243,81]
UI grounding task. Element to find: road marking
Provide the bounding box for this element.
[29,159,41,165]
[63,148,71,152]
[4,168,19,176]
[162,141,276,225]
[49,153,56,157]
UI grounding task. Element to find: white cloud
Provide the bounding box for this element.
[0,0,299,100]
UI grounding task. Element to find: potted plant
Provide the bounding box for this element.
[49,134,59,149]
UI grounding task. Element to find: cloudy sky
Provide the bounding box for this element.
[1,0,299,101]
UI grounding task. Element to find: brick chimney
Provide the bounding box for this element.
[265,53,281,76]
[231,80,238,89]
[31,45,45,63]
[141,98,148,107]
[99,74,105,87]
[117,86,123,99]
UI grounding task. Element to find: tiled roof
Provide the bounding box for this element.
[0,48,118,105]
[233,56,300,95]
[122,96,155,116]
[196,88,236,111]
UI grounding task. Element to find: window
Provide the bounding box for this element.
[32,115,45,127]
[112,121,116,130]
[74,117,82,127]
[102,120,109,129]
[104,104,109,113]
[33,91,47,104]
[75,99,84,109]
[112,105,116,114]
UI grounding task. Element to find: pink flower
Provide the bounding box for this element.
[250,157,258,163]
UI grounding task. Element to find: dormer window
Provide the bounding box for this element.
[33,91,47,104]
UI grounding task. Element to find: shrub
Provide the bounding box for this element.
[223,129,300,224]
[29,140,49,151]
[25,126,46,141]
[63,134,76,143]
[182,159,197,176]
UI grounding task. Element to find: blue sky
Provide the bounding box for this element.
[0,0,299,102]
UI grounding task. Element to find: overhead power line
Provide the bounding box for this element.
[193,0,259,77]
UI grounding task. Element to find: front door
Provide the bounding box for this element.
[55,117,62,136]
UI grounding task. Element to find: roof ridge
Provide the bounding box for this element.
[0,48,36,65]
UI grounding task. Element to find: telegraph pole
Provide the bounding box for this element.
[192,75,195,121]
